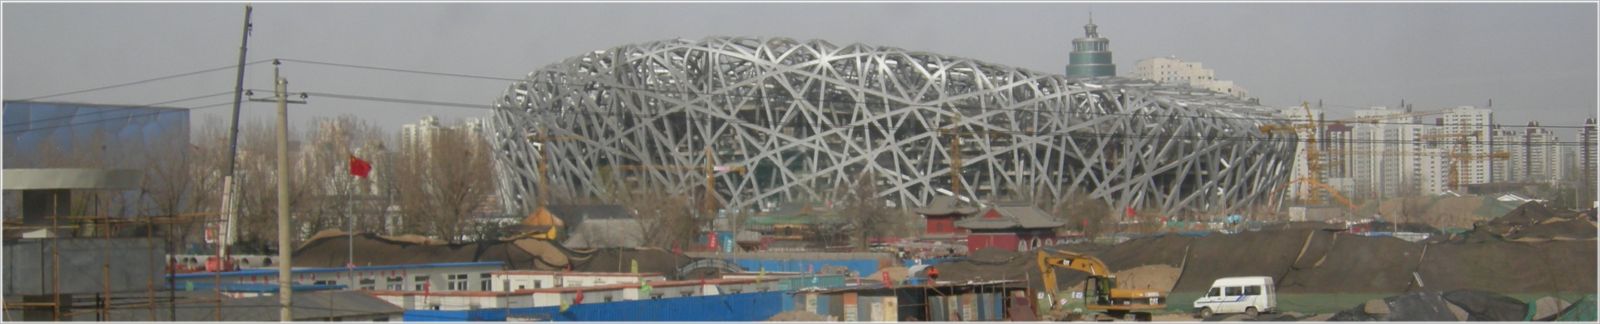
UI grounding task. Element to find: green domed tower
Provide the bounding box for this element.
[1065,16,1115,78]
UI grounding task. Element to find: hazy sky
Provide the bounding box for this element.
[4,2,1596,141]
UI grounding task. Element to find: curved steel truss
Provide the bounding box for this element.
[492,37,1294,216]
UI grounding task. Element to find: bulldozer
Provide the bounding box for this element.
[1038,249,1167,321]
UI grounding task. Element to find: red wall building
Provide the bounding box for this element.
[955,203,1065,252]
[912,197,978,242]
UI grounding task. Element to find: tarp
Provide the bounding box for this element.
[1441,289,1528,321]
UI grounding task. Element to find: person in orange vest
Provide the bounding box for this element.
[927,267,940,281]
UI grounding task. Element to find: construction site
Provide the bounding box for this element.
[5,4,1599,322]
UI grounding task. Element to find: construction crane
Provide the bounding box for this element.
[614,147,747,218]
[1259,102,1359,212]
[938,115,1010,198]
[527,129,587,209]
[1037,249,1166,321]
[1418,131,1509,192]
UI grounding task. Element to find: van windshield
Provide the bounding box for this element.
[1207,287,1221,297]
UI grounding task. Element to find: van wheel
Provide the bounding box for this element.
[1246,307,1259,318]
[1197,307,1212,319]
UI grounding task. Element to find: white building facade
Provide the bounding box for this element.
[1131,56,1250,99]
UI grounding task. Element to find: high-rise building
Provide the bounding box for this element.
[1065,16,1115,78]
[1130,56,1250,99]
[1489,122,1564,185]
[1430,106,1494,191]
[400,115,443,154]
[1583,117,1597,206]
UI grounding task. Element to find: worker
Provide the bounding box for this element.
[927,267,940,280]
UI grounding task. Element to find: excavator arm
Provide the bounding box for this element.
[1037,249,1166,320]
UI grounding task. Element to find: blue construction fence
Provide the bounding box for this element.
[731,258,881,277]
[404,291,789,322]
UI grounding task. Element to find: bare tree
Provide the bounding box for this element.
[837,171,895,250]
[229,120,317,251]
[1054,190,1110,239]
[617,186,697,249]
[393,127,494,243]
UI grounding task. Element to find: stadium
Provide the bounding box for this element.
[491,37,1295,216]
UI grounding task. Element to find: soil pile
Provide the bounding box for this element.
[1419,240,1595,293]
[294,233,479,267]
[572,247,693,275]
[1173,229,1316,292]
[1279,235,1424,294]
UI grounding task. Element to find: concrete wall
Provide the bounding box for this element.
[3,238,165,295]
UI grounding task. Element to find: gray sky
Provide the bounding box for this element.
[4,2,1596,141]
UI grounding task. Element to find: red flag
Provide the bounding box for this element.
[1125,206,1135,218]
[574,289,585,304]
[349,155,372,178]
[881,271,894,288]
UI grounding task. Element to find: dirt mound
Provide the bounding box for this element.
[1487,202,1564,227]
[1279,235,1423,294]
[1419,240,1596,293]
[966,247,1021,264]
[294,233,479,267]
[1173,230,1315,292]
[1112,264,1180,292]
[573,248,693,277]
[1506,219,1596,242]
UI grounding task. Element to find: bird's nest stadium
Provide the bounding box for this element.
[491,37,1295,216]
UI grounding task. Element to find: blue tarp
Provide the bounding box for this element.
[404,291,788,322]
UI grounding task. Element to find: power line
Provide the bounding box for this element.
[4,101,233,135]
[268,58,1595,129]
[14,59,274,101]
[5,90,237,128]
[278,58,521,82]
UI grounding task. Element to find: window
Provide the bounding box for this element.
[534,280,542,289]
[679,291,693,297]
[1224,286,1242,296]
[359,278,376,290]
[448,274,470,291]
[314,280,335,286]
[386,276,404,291]
[1244,286,1262,296]
[651,293,664,300]
[604,296,614,302]
[479,273,492,291]
[414,275,430,291]
[1207,287,1221,297]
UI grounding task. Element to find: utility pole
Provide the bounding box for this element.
[272,61,294,321]
[248,61,305,321]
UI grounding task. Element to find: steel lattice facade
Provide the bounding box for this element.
[491,37,1295,216]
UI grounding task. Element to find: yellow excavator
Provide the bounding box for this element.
[1038,249,1167,321]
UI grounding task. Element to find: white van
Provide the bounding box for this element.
[1192,276,1276,318]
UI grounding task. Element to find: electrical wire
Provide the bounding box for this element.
[3,101,233,135]
[4,90,237,128]
[268,58,1597,130]
[14,59,273,101]
[278,58,521,82]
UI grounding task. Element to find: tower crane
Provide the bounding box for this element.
[1259,102,1359,212]
[1418,131,1508,192]
[938,114,1010,199]
[614,147,747,218]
